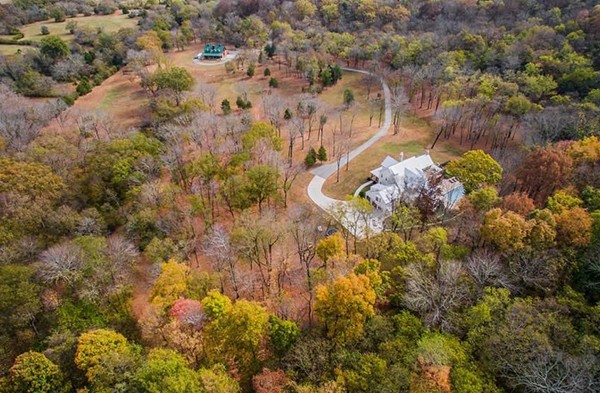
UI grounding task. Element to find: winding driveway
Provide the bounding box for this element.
[307,68,392,212]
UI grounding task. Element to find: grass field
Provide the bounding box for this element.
[0,45,37,56]
[0,12,137,57]
[17,12,138,43]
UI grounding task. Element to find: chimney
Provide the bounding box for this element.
[399,152,404,162]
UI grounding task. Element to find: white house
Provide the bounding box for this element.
[364,152,464,214]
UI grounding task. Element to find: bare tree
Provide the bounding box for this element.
[391,85,409,135]
[288,205,321,325]
[203,225,241,298]
[523,106,576,146]
[74,110,118,140]
[465,249,513,292]
[363,71,379,99]
[402,260,471,331]
[331,126,349,183]
[498,348,599,393]
[318,113,328,145]
[507,249,566,295]
[104,235,139,288]
[233,211,284,300]
[47,99,69,132]
[0,85,54,150]
[262,93,286,136]
[278,159,302,207]
[287,116,303,163]
[38,242,84,286]
[195,83,217,114]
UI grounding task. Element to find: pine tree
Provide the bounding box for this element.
[317,145,328,162]
[247,63,255,78]
[305,147,317,167]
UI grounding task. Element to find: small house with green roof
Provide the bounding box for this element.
[199,44,227,60]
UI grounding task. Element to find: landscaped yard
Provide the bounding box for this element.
[321,114,465,199]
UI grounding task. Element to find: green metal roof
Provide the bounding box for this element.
[203,44,225,55]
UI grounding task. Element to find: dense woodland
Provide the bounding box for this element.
[1,0,600,392]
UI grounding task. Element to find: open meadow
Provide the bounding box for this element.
[21,12,137,42]
[0,11,137,55]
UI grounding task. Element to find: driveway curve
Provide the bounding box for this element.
[307,68,392,212]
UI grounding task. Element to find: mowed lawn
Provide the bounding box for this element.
[19,12,138,43]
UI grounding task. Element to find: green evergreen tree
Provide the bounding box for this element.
[264,67,271,77]
[247,63,255,78]
[343,88,355,109]
[269,77,279,88]
[264,43,276,58]
[305,147,317,167]
[221,99,231,115]
[317,145,328,162]
[76,77,92,96]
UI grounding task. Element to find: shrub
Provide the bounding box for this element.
[49,7,66,22]
[263,67,271,77]
[269,77,279,88]
[65,20,78,34]
[41,25,50,35]
[236,96,252,110]
[247,63,255,78]
[76,77,92,96]
[221,99,231,115]
[61,94,75,106]
[16,70,54,97]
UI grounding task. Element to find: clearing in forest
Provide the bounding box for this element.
[45,42,462,207]
[0,11,137,55]
[19,12,137,42]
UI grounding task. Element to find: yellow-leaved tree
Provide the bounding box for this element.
[314,273,376,345]
[150,259,190,311]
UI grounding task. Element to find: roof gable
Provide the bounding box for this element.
[386,153,435,176]
[203,44,225,54]
[381,156,399,168]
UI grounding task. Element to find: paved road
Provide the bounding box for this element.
[307,68,392,211]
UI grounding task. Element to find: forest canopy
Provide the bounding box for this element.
[0,0,600,392]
